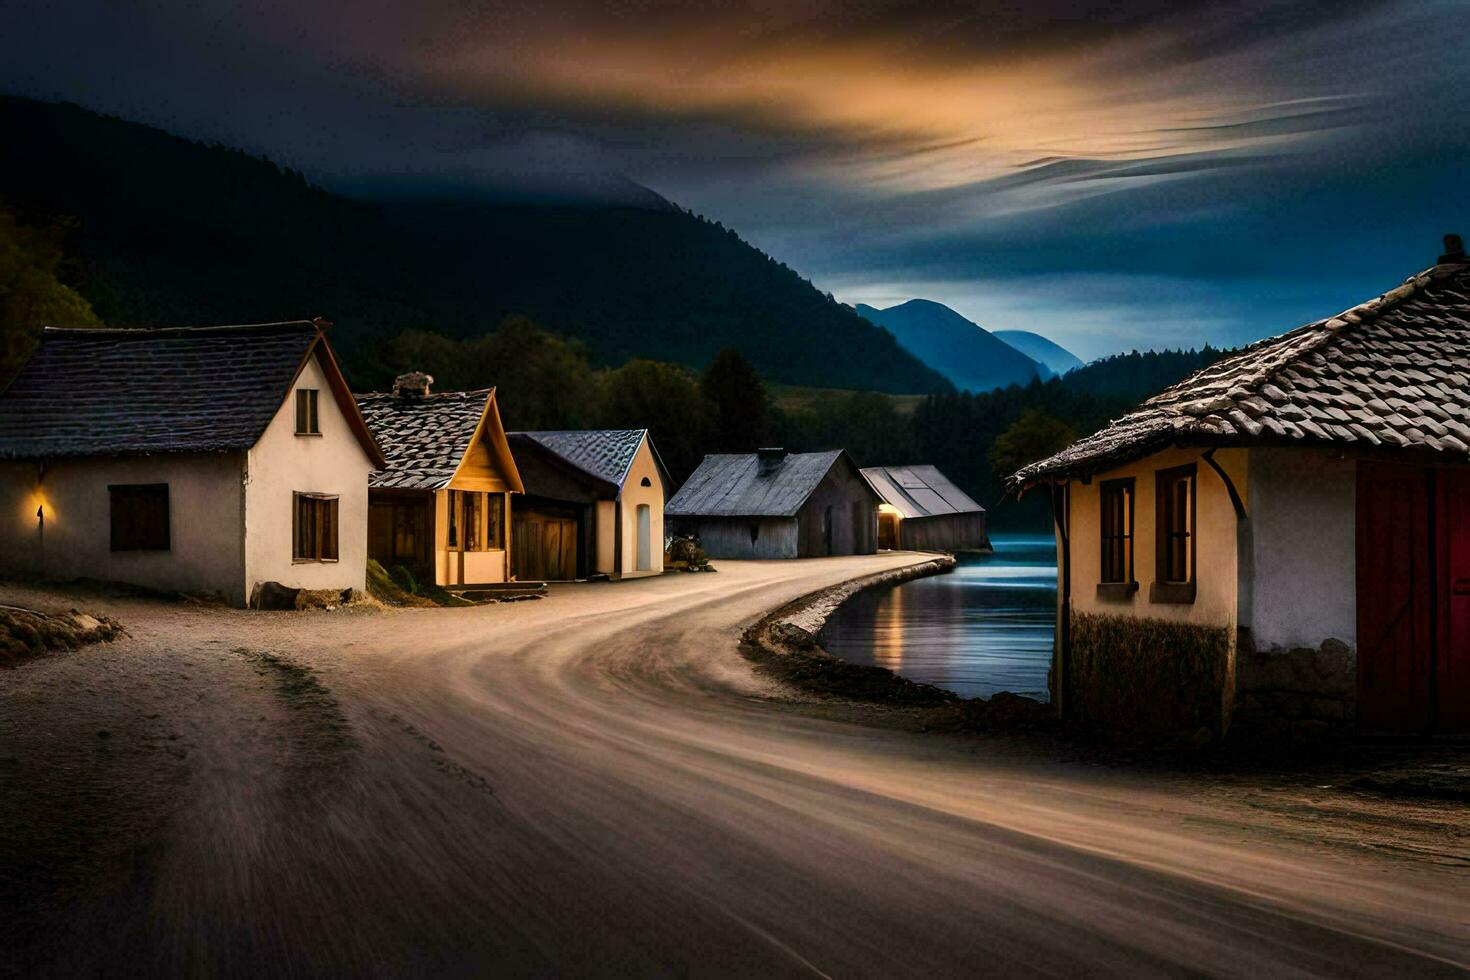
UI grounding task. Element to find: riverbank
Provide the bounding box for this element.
[739,553,1054,730]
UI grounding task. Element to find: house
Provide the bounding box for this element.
[861,465,988,551]
[666,448,878,559]
[1009,235,1470,738]
[507,429,670,581]
[355,373,524,587]
[0,320,385,606]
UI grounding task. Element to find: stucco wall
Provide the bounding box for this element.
[1244,447,1357,650]
[1,453,247,602]
[594,499,617,575]
[1068,446,1246,629]
[614,435,665,577]
[244,353,374,596]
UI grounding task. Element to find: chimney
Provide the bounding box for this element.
[392,371,433,399]
[1439,233,1467,265]
[756,447,787,475]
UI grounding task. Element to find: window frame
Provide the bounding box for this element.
[1151,463,1197,604]
[293,491,340,563]
[1097,476,1137,600]
[294,388,321,436]
[109,483,171,552]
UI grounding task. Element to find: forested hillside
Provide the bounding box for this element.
[0,96,951,394]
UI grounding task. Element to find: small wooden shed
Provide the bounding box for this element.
[355,373,524,587]
[507,429,670,581]
[861,465,987,551]
[666,448,878,559]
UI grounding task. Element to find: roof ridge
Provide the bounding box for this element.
[43,320,320,338]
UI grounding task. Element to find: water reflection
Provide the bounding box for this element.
[820,534,1057,700]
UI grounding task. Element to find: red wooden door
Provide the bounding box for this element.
[1356,463,1434,733]
[1438,469,1470,733]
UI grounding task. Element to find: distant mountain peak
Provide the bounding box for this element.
[991,330,1085,377]
[855,300,1044,393]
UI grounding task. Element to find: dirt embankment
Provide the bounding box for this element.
[739,555,1053,730]
[0,604,125,663]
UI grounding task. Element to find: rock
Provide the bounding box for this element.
[252,581,301,610]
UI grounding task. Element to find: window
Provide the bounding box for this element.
[1152,464,1196,603]
[1098,478,1136,599]
[295,389,320,435]
[448,491,503,551]
[447,490,462,549]
[293,492,339,562]
[485,493,504,549]
[109,484,169,551]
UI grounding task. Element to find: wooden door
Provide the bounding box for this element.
[1356,463,1434,733]
[1438,469,1470,732]
[513,511,577,581]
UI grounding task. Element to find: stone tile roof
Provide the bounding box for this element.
[861,465,984,518]
[667,450,870,517]
[0,321,336,460]
[355,388,493,490]
[512,429,647,489]
[1011,258,1470,487]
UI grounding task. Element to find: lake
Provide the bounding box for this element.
[819,533,1057,700]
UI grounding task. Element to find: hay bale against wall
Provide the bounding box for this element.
[1069,612,1232,740]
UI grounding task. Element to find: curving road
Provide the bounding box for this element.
[3,554,1467,976]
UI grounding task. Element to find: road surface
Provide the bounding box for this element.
[2,554,1466,977]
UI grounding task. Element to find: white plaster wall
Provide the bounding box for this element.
[615,435,665,577]
[0,454,247,602]
[1245,447,1357,650]
[244,353,374,595]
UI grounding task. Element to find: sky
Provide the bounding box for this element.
[2,0,1467,360]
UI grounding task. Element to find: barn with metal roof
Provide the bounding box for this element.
[666,448,878,559]
[860,465,987,552]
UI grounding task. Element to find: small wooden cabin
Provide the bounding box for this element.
[666,448,878,559]
[507,429,670,581]
[1011,236,1470,738]
[861,465,988,551]
[355,373,524,587]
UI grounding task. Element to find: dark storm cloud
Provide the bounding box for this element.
[0,0,1465,359]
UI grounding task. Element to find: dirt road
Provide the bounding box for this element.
[2,554,1466,977]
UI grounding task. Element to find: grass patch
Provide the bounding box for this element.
[366,559,436,607]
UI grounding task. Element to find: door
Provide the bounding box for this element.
[636,504,652,572]
[513,510,578,581]
[823,506,833,556]
[1439,469,1470,732]
[1356,463,1434,733]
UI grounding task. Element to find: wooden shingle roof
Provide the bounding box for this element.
[0,320,383,464]
[511,429,648,489]
[1011,254,1470,487]
[355,388,494,490]
[667,450,874,518]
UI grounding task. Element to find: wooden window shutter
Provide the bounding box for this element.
[109,484,170,551]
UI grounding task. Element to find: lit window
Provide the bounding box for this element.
[1099,478,1134,585]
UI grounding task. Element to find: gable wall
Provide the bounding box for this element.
[244,351,374,595]
[796,460,877,557]
[614,435,665,576]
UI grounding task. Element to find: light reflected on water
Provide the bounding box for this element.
[820,534,1057,700]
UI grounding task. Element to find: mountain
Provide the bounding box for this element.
[0,96,951,395]
[992,330,1084,376]
[854,299,1043,393]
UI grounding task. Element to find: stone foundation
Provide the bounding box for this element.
[1231,631,1355,739]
